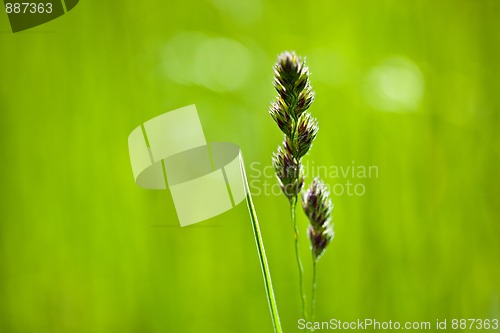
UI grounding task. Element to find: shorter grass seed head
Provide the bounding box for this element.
[302,178,334,261]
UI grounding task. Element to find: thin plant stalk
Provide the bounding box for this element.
[290,195,307,320]
[290,116,307,320]
[240,158,283,333]
[311,258,318,326]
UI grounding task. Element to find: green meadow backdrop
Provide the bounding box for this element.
[1,1,499,332]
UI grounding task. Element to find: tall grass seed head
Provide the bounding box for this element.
[273,51,314,120]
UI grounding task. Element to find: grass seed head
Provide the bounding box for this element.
[302,178,334,260]
[273,51,314,120]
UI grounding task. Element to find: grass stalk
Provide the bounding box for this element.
[290,195,307,320]
[241,158,283,333]
[311,257,318,326]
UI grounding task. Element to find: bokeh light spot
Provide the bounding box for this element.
[194,37,252,92]
[364,56,424,112]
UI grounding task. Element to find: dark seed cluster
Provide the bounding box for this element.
[302,178,334,260]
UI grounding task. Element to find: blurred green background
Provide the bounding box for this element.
[1,1,499,332]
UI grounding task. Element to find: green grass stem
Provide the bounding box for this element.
[291,196,307,320]
[241,158,283,333]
